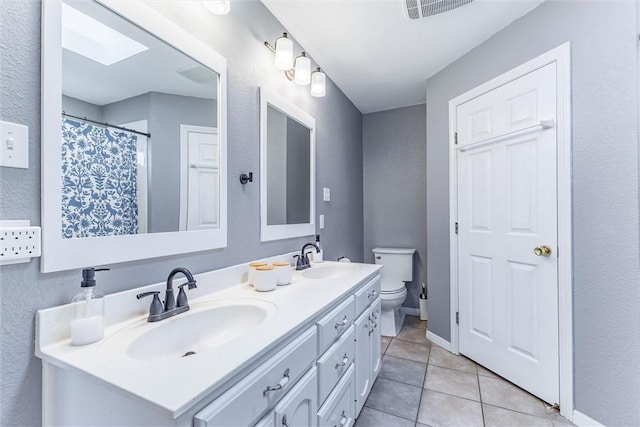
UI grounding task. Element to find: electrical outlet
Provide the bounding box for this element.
[0,221,41,265]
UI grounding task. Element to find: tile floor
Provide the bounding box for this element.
[355,316,573,427]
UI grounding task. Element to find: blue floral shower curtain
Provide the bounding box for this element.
[61,117,139,238]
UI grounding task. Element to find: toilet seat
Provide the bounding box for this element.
[380,288,406,296]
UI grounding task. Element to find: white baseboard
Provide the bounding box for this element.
[400,307,420,316]
[426,330,452,352]
[572,410,604,427]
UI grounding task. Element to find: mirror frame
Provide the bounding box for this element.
[41,0,228,272]
[259,87,316,242]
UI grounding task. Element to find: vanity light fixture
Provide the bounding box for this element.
[310,68,326,98]
[294,52,311,86]
[264,35,326,97]
[274,33,294,70]
[202,0,230,15]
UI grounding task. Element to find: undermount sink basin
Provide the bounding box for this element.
[102,299,277,363]
[301,265,355,280]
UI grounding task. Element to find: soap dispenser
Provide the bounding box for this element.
[70,267,109,346]
[314,234,324,263]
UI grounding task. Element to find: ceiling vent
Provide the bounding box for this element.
[404,0,474,19]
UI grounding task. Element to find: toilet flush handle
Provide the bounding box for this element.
[375,256,381,260]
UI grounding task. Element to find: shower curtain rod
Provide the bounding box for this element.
[62,112,151,138]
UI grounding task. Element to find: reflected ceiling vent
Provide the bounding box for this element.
[404,0,474,19]
[177,65,217,84]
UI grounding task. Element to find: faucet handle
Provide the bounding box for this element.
[136,291,163,316]
[176,282,196,307]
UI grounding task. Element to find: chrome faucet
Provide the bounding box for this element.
[295,242,320,271]
[136,267,197,322]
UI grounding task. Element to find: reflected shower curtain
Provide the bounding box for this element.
[61,117,139,238]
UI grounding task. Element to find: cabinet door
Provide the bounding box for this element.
[369,297,382,381]
[354,310,371,417]
[274,367,318,427]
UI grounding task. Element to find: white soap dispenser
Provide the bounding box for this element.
[70,267,108,346]
[314,234,324,263]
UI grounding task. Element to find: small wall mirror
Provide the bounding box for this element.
[41,0,227,272]
[260,88,315,241]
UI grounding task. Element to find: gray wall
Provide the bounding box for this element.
[0,1,364,426]
[61,95,103,120]
[286,118,311,224]
[266,106,287,224]
[425,1,640,425]
[363,104,427,309]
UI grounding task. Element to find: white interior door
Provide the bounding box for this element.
[456,63,559,405]
[180,125,219,231]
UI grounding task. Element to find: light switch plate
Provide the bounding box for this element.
[0,121,29,169]
[323,187,330,202]
[319,215,325,229]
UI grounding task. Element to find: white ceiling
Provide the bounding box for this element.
[262,0,546,113]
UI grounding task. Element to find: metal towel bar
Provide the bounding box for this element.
[458,119,555,153]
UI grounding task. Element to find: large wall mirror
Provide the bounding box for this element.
[260,88,315,242]
[41,0,227,272]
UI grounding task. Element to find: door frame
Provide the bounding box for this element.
[448,42,573,418]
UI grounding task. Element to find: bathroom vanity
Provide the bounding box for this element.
[36,259,382,426]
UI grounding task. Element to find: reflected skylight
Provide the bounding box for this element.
[62,3,148,66]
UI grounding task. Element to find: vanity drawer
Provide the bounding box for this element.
[317,325,355,405]
[354,276,380,318]
[317,365,355,427]
[317,297,355,354]
[194,327,317,427]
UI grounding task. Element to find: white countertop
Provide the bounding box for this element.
[36,260,381,418]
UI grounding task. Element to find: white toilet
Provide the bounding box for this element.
[372,247,416,337]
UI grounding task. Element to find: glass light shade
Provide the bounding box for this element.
[310,68,326,97]
[274,33,293,71]
[294,53,311,86]
[202,0,230,15]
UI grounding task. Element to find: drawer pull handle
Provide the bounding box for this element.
[335,354,349,369]
[263,368,290,396]
[334,315,349,329]
[336,411,348,427]
[368,290,377,299]
[282,414,289,427]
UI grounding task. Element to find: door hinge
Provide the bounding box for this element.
[455,222,458,234]
[456,312,459,324]
[454,132,458,145]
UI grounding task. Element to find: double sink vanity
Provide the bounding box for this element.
[36,259,383,426]
[35,1,374,425]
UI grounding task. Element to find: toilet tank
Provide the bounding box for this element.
[372,248,416,283]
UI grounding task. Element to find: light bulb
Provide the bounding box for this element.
[274,33,293,71]
[203,0,230,15]
[294,52,311,86]
[311,68,326,97]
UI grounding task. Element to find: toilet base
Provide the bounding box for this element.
[380,306,406,337]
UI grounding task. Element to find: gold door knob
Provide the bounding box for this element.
[533,245,552,257]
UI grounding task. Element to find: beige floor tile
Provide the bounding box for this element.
[385,339,431,364]
[478,376,548,418]
[428,346,477,374]
[417,390,483,427]
[381,336,392,354]
[483,404,553,427]
[396,325,429,344]
[404,315,427,330]
[477,364,500,379]
[424,365,480,401]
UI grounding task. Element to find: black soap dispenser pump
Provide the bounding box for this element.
[314,234,323,263]
[70,267,109,346]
